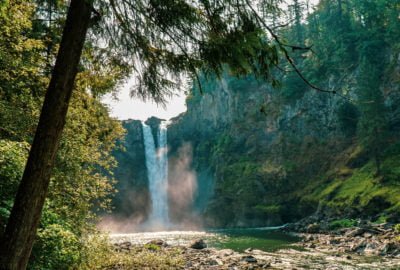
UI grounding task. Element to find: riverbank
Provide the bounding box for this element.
[106,226,400,270]
[283,217,400,257]
[109,240,400,269]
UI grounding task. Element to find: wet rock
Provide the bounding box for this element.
[146,239,167,247]
[364,242,379,255]
[350,240,367,252]
[306,223,320,233]
[328,238,340,245]
[208,258,224,266]
[363,232,373,238]
[308,243,316,248]
[114,241,132,252]
[190,239,207,249]
[218,249,235,256]
[304,234,315,242]
[241,255,257,263]
[345,227,365,237]
[260,262,271,268]
[244,248,253,253]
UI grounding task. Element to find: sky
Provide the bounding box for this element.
[101,0,320,121]
[101,80,187,121]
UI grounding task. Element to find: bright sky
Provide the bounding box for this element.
[101,0,320,121]
[101,80,187,121]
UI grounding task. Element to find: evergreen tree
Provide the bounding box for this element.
[357,46,387,175]
[354,0,397,176]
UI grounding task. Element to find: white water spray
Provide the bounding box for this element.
[142,121,169,227]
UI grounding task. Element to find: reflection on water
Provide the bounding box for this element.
[209,228,300,252]
[110,227,299,252]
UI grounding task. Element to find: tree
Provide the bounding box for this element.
[357,41,387,175]
[290,0,305,45]
[0,0,92,268]
[355,0,392,176]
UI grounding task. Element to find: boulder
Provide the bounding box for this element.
[190,239,207,249]
[241,255,257,263]
[306,223,321,233]
[146,239,167,247]
[345,227,365,237]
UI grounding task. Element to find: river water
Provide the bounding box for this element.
[110,227,299,252]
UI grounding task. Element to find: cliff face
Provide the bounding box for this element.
[167,75,340,227]
[169,76,342,147]
[168,71,400,227]
[111,120,150,221]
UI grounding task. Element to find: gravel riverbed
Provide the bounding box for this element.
[109,226,400,269]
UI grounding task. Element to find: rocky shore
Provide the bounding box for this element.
[284,217,400,257]
[111,225,400,270]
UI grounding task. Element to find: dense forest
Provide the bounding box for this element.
[0,0,399,269]
[168,0,400,227]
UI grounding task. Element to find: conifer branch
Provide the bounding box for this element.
[244,0,354,102]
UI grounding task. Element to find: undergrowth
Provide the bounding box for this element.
[59,234,185,270]
[302,143,400,220]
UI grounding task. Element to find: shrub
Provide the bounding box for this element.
[80,234,184,270]
[373,215,388,224]
[144,243,161,251]
[79,234,114,270]
[329,219,357,230]
[394,224,400,233]
[30,224,82,270]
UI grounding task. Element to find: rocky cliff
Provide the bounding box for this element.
[110,120,150,223]
[167,69,400,227]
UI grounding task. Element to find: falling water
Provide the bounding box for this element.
[142,121,169,228]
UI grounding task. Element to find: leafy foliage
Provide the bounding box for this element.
[0,0,125,267]
[329,219,357,230]
[0,140,30,227]
[30,224,82,270]
[94,0,290,103]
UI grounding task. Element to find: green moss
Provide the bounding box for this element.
[144,243,161,251]
[317,180,342,200]
[373,215,388,224]
[254,204,281,215]
[329,219,357,230]
[381,146,400,183]
[306,152,400,217]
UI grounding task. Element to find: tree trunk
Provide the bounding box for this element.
[293,0,303,44]
[373,128,382,176]
[0,1,92,269]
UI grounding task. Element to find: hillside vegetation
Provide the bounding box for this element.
[168,0,400,227]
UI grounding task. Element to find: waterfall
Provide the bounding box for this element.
[142,121,169,227]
